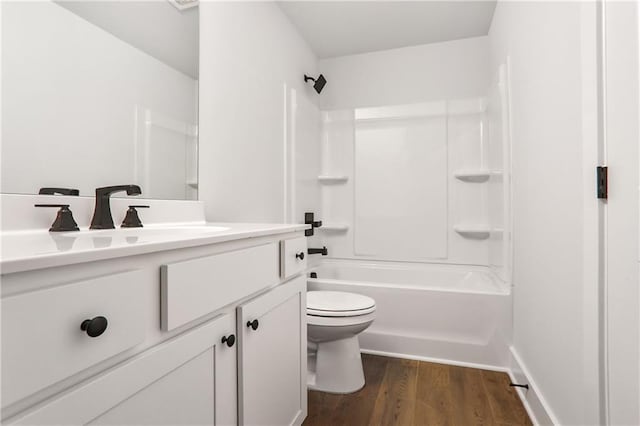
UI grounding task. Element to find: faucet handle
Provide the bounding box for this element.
[34,204,80,232]
[121,205,149,228]
[38,187,80,196]
[304,212,323,237]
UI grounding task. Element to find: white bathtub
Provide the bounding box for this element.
[307,260,512,369]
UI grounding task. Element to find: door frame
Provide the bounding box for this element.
[600,1,640,424]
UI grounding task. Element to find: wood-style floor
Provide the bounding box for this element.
[304,354,532,426]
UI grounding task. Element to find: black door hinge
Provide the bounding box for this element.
[597,166,608,199]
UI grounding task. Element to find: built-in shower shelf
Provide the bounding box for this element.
[319,223,349,232]
[454,169,491,182]
[187,181,198,188]
[318,175,349,184]
[454,225,491,239]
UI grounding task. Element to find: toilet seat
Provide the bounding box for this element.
[307,310,376,327]
[307,291,376,317]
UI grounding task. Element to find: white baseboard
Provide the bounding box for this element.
[508,346,558,425]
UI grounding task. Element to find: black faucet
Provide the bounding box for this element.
[90,185,142,229]
[308,246,328,256]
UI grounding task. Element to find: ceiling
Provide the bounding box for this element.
[57,1,198,79]
[277,1,497,59]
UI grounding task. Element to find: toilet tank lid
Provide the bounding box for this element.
[307,291,376,312]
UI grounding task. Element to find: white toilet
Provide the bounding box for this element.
[306,290,376,393]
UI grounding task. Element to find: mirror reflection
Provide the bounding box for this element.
[1,1,199,200]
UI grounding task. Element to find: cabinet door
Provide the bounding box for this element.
[237,276,307,426]
[7,314,237,426]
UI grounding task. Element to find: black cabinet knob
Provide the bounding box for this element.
[221,334,236,347]
[246,319,259,331]
[80,316,108,337]
[295,252,305,260]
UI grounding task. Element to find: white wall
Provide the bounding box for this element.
[318,36,490,110]
[1,1,197,199]
[199,1,319,223]
[489,2,596,424]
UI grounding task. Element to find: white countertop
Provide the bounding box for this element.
[1,223,309,274]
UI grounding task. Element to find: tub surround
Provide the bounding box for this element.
[318,96,510,267]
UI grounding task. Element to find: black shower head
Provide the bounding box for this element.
[313,74,326,94]
[304,74,327,94]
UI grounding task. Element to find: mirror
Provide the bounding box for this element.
[1,1,199,200]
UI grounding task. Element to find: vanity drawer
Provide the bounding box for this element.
[1,270,147,408]
[280,237,308,279]
[161,243,279,331]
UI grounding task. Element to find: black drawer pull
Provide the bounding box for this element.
[295,252,305,260]
[80,316,108,337]
[221,334,236,347]
[246,319,259,331]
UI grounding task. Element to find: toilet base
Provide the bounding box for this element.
[307,336,365,394]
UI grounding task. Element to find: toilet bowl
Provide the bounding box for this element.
[307,291,376,393]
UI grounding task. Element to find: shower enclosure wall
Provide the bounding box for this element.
[306,60,513,369]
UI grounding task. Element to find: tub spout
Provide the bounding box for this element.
[308,246,328,256]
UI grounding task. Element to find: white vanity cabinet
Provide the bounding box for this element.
[1,230,308,426]
[237,275,307,426]
[9,314,237,426]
